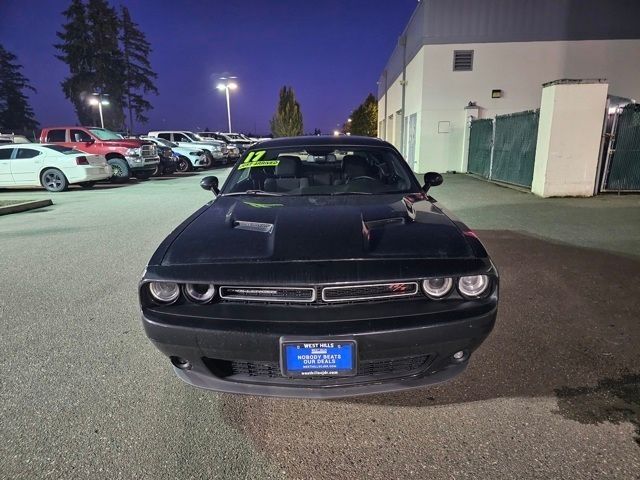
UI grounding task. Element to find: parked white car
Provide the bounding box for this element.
[139,136,209,171]
[146,131,229,165]
[0,144,112,192]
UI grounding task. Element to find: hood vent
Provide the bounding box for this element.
[233,220,274,234]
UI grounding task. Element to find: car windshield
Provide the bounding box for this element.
[42,145,80,154]
[223,146,419,196]
[88,128,122,140]
[184,132,205,142]
[148,137,174,147]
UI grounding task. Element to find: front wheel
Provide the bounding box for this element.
[108,158,130,183]
[41,168,69,192]
[176,156,192,173]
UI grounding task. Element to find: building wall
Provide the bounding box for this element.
[379,39,640,174]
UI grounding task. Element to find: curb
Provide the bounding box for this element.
[0,199,53,216]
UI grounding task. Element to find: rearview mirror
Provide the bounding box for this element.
[200,176,220,195]
[423,172,443,193]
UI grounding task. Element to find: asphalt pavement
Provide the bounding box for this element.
[1,172,638,479]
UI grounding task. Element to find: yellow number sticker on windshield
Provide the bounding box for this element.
[238,150,280,170]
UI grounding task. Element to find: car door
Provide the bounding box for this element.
[11,147,43,185]
[70,128,96,154]
[172,132,190,146]
[0,147,14,185]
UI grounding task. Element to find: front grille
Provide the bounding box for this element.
[204,354,431,381]
[141,144,157,157]
[322,282,419,303]
[219,286,316,303]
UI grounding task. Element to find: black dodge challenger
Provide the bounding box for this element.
[139,136,498,398]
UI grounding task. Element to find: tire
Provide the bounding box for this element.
[201,154,213,169]
[134,170,153,180]
[108,158,130,183]
[79,181,96,188]
[176,156,192,173]
[41,168,69,192]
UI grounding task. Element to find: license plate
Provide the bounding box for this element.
[281,340,357,377]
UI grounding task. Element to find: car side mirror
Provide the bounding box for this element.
[200,176,220,195]
[423,172,443,193]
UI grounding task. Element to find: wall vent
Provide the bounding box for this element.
[453,50,474,71]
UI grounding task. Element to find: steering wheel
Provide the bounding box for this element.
[348,175,377,183]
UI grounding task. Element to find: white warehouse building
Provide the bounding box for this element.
[377,0,640,175]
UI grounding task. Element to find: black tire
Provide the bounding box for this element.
[176,156,192,173]
[41,168,69,192]
[201,153,213,169]
[79,181,96,188]
[108,158,130,183]
[134,170,153,180]
[152,165,163,176]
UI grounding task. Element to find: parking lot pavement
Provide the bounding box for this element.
[1,172,639,479]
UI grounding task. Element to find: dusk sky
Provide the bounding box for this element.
[0,0,417,135]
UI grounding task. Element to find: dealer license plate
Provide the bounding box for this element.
[281,340,357,378]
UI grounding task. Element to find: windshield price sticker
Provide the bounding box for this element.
[282,341,356,377]
[238,150,280,170]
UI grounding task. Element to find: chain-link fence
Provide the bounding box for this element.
[468,119,493,179]
[491,110,539,188]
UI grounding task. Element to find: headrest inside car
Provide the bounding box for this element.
[342,155,370,178]
[275,156,301,177]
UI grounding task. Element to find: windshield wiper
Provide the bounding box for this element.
[223,190,284,196]
[329,191,373,195]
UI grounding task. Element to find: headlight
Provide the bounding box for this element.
[125,147,140,156]
[458,275,490,298]
[184,283,216,303]
[422,277,453,299]
[212,145,221,152]
[149,282,180,304]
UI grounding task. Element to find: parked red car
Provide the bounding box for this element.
[39,126,159,182]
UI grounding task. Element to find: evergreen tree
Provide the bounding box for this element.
[55,0,94,125]
[348,93,378,137]
[86,0,125,129]
[0,45,39,132]
[270,86,303,137]
[120,6,158,133]
[56,0,126,129]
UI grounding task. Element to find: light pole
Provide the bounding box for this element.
[89,93,110,128]
[216,77,238,133]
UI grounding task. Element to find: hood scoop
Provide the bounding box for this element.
[233,220,274,234]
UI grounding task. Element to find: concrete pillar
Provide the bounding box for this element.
[532,79,608,197]
[460,104,480,173]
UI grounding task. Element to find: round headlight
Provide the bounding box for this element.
[458,275,490,298]
[184,283,216,303]
[148,282,180,304]
[422,277,453,299]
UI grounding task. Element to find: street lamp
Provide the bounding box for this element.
[216,77,238,133]
[89,93,110,129]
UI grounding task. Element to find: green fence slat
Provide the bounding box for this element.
[606,104,640,191]
[468,119,493,178]
[491,110,539,188]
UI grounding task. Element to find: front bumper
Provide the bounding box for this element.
[126,155,160,171]
[142,297,497,398]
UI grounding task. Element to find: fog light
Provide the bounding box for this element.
[171,356,192,370]
[453,350,465,360]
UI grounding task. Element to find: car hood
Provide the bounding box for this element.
[101,139,147,148]
[160,194,475,266]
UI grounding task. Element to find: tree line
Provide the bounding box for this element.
[1,0,378,138]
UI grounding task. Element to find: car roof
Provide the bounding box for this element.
[251,135,390,150]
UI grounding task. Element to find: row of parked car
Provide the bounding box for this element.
[0,128,260,192]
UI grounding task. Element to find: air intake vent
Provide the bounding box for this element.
[219,286,315,303]
[453,50,474,71]
[321,282,419,303]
